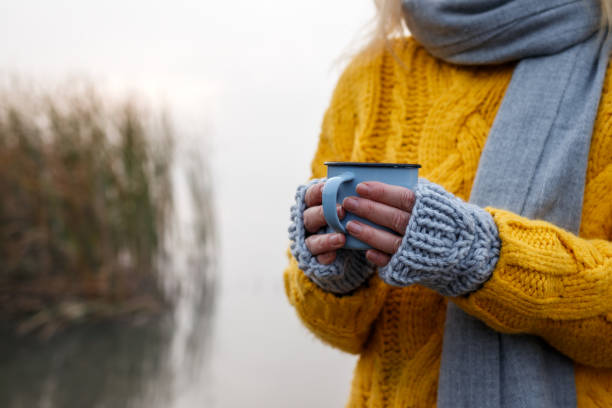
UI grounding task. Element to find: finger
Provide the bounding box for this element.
[356,181,415,213]
[305,183,324,207]
[305,233,345,255]
[317,252,337,265]
[303,205,345,233]
[366,249,391,267]
[342,196,410,235]
[346,220,402,255]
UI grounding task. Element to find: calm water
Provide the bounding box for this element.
[0,149,357,408]
[0,320,192,408]
[0,1,374,405]
[0,285,356,408]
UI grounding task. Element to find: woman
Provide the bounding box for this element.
[285,0,612,406]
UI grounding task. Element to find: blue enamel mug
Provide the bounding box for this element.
[322,162,420,250]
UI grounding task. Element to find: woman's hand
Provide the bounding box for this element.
[303,182,346,265]
[342,182,416,267]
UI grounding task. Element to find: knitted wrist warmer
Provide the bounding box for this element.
[379,178,501,297]
[288,179,376,295]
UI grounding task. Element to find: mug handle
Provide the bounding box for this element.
[322,172,354,233]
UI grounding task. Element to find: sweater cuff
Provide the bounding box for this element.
[378,178,501,296]
[288,179,375,295]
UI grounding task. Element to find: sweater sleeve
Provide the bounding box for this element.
[453,208,612,368]
[284,52,389,354]
[284,255,389,354]
[376,175,612,368]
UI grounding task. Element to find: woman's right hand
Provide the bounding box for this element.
[304,182,346,265]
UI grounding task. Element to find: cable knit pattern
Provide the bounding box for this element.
[288,179,375,294]
[283,38,612,408]
[379,178,500,296]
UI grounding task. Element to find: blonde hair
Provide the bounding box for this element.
[360,0,407,57]
[364,0,612,56]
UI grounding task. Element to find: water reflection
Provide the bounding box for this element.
[0,320,172,408]
[0,215,214,408]
[0,212,214,408]
[0,83,216,408]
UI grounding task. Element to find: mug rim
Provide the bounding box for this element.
[324,161,421,168]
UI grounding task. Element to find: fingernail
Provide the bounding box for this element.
[343,197,358,211]
[357,183,371,196]
[337,205,345,219]
[330,234,342,245]
[347,221,362,234]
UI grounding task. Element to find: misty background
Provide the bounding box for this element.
[0,1,376,406]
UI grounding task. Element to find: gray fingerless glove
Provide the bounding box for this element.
[288,179,375,295]
[379,178,501,296]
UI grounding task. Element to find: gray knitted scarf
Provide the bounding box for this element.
[401,0,612,406]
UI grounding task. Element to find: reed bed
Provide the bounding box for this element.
[0,83,181,337]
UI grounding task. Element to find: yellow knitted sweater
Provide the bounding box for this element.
[284,37,612,407]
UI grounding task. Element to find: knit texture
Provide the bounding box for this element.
[288,179,375,294]
[283,38,612,408]
[379,178,500,296]
[409,1,612,404]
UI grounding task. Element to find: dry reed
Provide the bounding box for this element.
[0,83,177,337]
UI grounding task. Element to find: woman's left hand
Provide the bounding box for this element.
[342,181,416,267]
